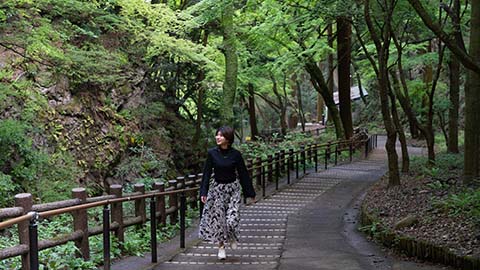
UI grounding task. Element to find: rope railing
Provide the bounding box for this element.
[0,133,378,270]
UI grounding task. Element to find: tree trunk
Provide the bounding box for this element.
[316,94,324,123]
[355,70,367,104]
[327,24,335,122]
[247,83,259,140]
[464,1,480,183]
[364,0,400,187]
[448,55,460,153]
[447,0,460,154]
[388,90,409,173]
[295,80,306,132]
[425,41,446,164]
[337,16,353,139]
[194,30,209,146]
[221,0,238,125]
[305,62,345,139]
[271,75,287,135]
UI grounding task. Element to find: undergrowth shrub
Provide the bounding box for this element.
[437,189,480,223]
[0,119,80,206]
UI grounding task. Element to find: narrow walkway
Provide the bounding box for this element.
[114,137,452,270]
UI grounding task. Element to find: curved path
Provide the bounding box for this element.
[112,136,452,270]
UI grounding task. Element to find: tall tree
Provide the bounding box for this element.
[221,0,238,124]
[327,24,336,124]
[363,0,401,186]
[294,78,306,132]
[247,83,259,140]
[337,16,354,139]
[447,0,461,153]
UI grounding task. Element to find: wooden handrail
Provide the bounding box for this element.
[0,187,200,231]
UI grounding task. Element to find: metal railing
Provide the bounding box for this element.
[0,133,378,270]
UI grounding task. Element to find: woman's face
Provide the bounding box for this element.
[215,131,229,147]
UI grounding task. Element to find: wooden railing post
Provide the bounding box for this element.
[365,139,369,158]
[275,152,280,190]
[349,140,353,162]
[72,188,90,260]
[325,142,330,170]
[247,158,253,179]
[255,157,262,187]
[168,180,178,225]
[134,184,146,225]
[149,198,157,263]
[295,150,299,179]
[267,155,273,183]
[280,149,286,172]
[301,145,306,175]
[15,193,32,270]
[103,205,111,270]
[197,173,204,219]
[109,184,124,243]
[154,182,166,226]
[289,148,294,170]
[261,162,266,198]
[307,144,312,163]
[335,142,339,165]
[177,176,186,189]
[188,174,197,209]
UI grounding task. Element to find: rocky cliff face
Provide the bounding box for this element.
[0,47,177,200]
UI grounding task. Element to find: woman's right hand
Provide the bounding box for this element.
[201,196,207,204]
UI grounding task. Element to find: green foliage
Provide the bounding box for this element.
[437,189,480,223]
[0,173,17,206]
[237,132,319,161]
[359,220,382,236]
[411,151,463,180]
[0,119,48,190]
[0,119,80,206]
[115,146,169,186]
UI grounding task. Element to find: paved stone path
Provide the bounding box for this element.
[112,137,452,270]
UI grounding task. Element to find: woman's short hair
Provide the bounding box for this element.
[216,126,234,145]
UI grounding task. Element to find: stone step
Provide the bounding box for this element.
[171,253,278,263]
[185,246,282,255]
[240,218,287,222]
[241,210,297,214]
[163,260,278,267]
[240,213,289,218]
[193,243,283,250]
[244,205,301,211]
[260,199,310,204]
[240,223,285,227]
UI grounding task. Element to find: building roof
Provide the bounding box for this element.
[333,86,368,105]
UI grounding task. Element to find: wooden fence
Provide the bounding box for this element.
[0,133,377,270]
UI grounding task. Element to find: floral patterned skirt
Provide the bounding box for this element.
[199,180,241,244]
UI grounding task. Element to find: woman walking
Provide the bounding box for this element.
[199,126,256,260]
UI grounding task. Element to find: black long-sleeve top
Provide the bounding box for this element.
[200,146,256,198]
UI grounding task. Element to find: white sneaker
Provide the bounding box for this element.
[218,246,226,260]
[230,240,238,249]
